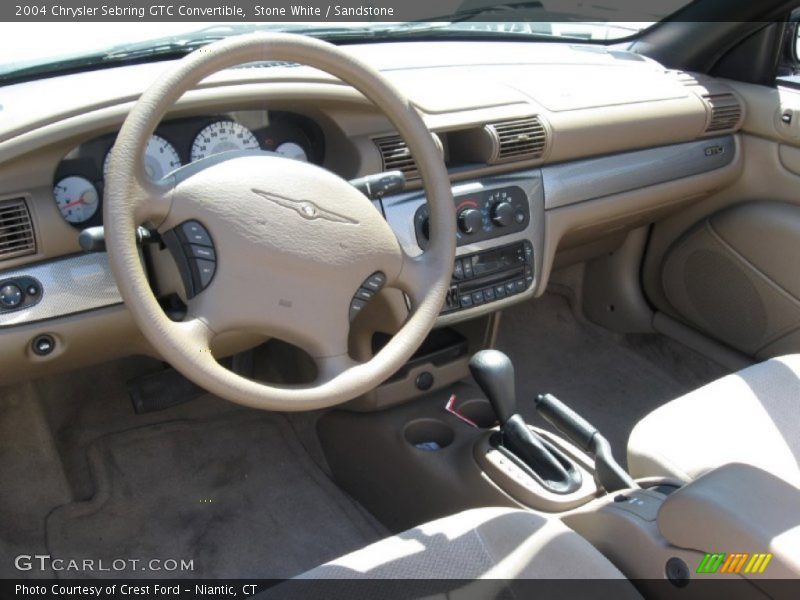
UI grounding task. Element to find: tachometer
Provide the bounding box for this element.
[53,176,100,225]
[104,134,181,181]
[190,121,259,162]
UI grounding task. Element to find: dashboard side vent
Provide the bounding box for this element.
[0,197,36,261]
[374,133,442,180]
[704,93,743,133]
[490,117,547,161]
[669,70,703,87]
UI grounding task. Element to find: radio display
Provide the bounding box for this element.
[471,246,524,277]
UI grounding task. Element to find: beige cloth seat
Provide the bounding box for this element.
[628,354,800,487]
[296,507,638,590]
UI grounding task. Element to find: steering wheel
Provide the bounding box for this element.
[104,33,456,411]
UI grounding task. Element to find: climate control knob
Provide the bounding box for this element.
[458,208,483,235]
[491,201,515,227]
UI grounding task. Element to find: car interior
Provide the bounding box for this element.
[1,1,800,597]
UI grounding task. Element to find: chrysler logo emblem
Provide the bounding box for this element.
[252,189,358,225]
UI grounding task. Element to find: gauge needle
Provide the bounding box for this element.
[61,195,87,209]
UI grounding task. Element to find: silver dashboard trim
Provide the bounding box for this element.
[542,135,736,209]
[0,252,122,328]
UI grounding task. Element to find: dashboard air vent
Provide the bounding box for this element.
[374,133,442,180]
[490,117,547,161]
[669,70,702,87]
[0,197,36,260]
[704,93,743,133]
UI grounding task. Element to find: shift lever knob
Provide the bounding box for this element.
[469,350,516,424]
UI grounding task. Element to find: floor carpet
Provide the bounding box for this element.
[45,410,385,579]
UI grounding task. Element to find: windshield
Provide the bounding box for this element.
[0,0,694,82]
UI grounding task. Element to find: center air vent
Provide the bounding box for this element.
[374,133,442,180]
[704,93,743,133]
[0,198,36,261]
[490,117,547,161]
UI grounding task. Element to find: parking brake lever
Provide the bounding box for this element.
[535,393,638,493]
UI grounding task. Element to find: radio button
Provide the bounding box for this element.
[463,260,474,279]
[471,291,484,305]
[505,282,516,295]
[494,284,507,298]
[483,288,496,302]
[515,279,526,293]
[460,294,473,308]
[453,260,464,280]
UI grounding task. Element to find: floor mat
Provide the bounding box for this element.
[46,411,384,579]
[495,293,725,467]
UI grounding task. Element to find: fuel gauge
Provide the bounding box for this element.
[53,176,100,225]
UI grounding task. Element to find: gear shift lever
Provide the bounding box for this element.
[470,350,579,493]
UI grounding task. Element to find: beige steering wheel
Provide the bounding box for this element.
[104,33,456,411]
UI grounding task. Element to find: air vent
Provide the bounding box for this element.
[704,93,743,133]
[490,117,547,161]
[0,197,36,260]
[668,69,702,87]
[374,134,442,180]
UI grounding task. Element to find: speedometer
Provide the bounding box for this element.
[104,134,181,181]
[190,121,260,162]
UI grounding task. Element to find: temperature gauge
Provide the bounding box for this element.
[53,176,100,225]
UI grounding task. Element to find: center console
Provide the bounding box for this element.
[381,170,545,322]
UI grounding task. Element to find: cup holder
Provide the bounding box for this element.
[404,419,455,451]
[453,398,498,429]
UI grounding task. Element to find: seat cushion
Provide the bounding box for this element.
[628,354,800,486]
[297,506,632,581]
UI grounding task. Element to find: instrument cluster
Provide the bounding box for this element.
[52,110,325,227]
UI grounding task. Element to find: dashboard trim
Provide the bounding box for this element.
[542,135,736,210]
[0,252,122,328]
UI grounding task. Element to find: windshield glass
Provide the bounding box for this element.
[0,0,694,82]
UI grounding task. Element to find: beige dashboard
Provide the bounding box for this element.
[0,40,746,384]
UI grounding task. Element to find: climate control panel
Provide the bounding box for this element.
[414,185,530,249]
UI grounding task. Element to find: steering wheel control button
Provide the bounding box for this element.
[349,298,367,321]
[354,288,374,301]
[193,260,216,289]
[179,221,213,247]
[363,272,386,292]
[187,244,216,261]
[349,272,386,321]
[163,221,217,299]
[32,334,55,356]
[0,283,22,308]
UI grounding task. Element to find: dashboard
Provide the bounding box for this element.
[0,39,747,384]
[52,110,325,227]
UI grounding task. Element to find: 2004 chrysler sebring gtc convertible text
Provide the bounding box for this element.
[1,0,800,598]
